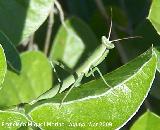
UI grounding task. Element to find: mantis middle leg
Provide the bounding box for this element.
[86,66,111,88]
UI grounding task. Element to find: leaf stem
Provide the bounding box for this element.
[144,98,152,111]
[28,34,35,50]
[44,4,54,56]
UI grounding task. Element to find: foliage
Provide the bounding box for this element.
[0,0,159,130]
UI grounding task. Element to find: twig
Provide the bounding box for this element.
[144,98,152,111]
[54,0,67,30]
[44,0,67,55]
[94,0,128,63]
[44,4,54,55]
[28,34,34,50]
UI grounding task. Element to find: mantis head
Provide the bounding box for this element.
[102,36,115,49]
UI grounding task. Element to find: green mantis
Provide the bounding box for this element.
[31,18,140,106]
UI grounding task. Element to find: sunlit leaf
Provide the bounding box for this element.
[154,48,160,73]
[150,48,160,99]
[0,51,52,107]
[29,48,157,130]
[0,44,7,87]
[0,0,54,45]
[50,17,99,69]
[131,111,160,130]
[148,0,160,35]
[0,110,28,130]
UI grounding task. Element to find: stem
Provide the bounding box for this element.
[54,0,67,30]
[144,98,152,111]
[28,34,34,50]
[94,0,128,63]
[44,4,54,56]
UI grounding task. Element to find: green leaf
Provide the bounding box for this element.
[50,17,99,69]
[29,48,157,130]
[18,127,33,130]
[150,72,160,100]
[151,48,160,99]
[148,0,160,35]
[0,0,54,45]
[0,44,7,87]
[0,110,28,130]
[0,31,21,73]
[154,48,160,73]
[0,51,52,107]
[131,111,160,130]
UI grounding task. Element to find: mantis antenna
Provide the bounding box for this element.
[107,7,142,43]
[108,8,112,40]
[111,36,142,43]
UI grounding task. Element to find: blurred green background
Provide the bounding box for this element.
[0,0,160,129]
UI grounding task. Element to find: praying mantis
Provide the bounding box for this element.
[31,18,140,105]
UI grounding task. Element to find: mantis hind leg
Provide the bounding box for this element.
[86,66,111,88]
[59,74,84,108]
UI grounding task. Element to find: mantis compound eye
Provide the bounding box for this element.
[102,36,115,49]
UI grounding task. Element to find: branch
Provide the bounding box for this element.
[28,34,35,50]
[44,4,54,55]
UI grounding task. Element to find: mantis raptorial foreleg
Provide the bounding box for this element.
[50,60,77,93]
[50,61,62,85]
[86,66,111,88]
[50,60,73,74]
